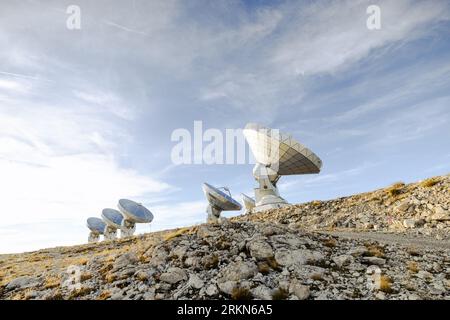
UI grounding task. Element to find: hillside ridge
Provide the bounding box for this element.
[0,174,448,300]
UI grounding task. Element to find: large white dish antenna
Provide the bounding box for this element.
[101,208,123,228]
[243,123,322,212]
[118,199,153,223]
[117,199,153,237]
[101,208,124,241]
[86,217,106,243]
[202,183,241,223]
[87,217,106,233]
[243,123,322,175]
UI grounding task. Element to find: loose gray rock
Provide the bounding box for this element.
[252,285,272,300]
[275,249,324,266]
[248,240,274,260]
[205,284,219,297]
[289,280,310,300]
[332,255,354,268]
[160,267,187,284]
[6,276,39,291]
[362,257,386,266]
[218,281,237,295]
[188,274,204,289]
[219,261,257,282]
[113,252,138,270]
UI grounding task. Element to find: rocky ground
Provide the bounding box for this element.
[239,175,450,241]
[0,175,448,300]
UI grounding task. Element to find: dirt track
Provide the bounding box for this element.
[318,230,450,250]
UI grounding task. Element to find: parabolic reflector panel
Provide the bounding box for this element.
[243,123,322,175]
[118,199,153,223]
[87,217,106,234]
[101,208,124,228]
[202,183,242,211]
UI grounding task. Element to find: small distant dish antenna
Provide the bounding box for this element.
[101,208,124,240]
[202,183,242,223]
[243,123,322,212]
[241,193,255,214]
[86,217,106,243]
[117,199,154,237]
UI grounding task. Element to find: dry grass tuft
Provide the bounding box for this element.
[386,182,405,197]
[99,263,113,276]
[322,238,337,248]
[231,286,253,300]
[311,200,322,207]
[272,288,289,300]
[257,257,280,274]
[379,275,393,293]
[407,247,422,257]
[420,178,440,188]
[407,261,419,273]
[105,273,117,283]
[163,227,193,242]
[135,271,149,282]
[68,286,93,299]
[80,272,92,282]
[203,254,219,269]
[257,262,271,275]
[44,275,61,289]
[364,244,385,258]
[266,257,281,271]
[98,290,112,300]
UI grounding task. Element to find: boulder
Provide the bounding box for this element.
[217,280,237,295]
[248,240,274,260]
[332,255,354,268]
[188,274,204,289]
[362,257,386,266]
[159,267,187,284]
[113,252,138,270]
[289,280,310,300]
[252,285,273,300]
[6,276,39,291]
[275,249,324,267]
[205,284,219,297]
[430,207,450,221]
[219,261,257,282]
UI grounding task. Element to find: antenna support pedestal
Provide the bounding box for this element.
[253,164,289,212]
[121,219,136,237]
[88,232,100,243]
[104,226,117,241]
[206,205,222,223]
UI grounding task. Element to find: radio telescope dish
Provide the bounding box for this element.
[243,123,322,212]
[87,217,106,243]
[118,199,153,237]
[101,208,124,240]
[202,183,242,223]
[241,193,255,214]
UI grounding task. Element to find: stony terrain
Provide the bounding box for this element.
[0,175,448,300]
[239,175,450,240]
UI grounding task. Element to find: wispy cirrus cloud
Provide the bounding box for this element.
[0,0,449,254]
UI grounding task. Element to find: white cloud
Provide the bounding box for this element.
[150,200,206,230]
[0,79,27,91]
[73,90,136,120]
[271,0,449,77]
[200,0,449,116]
[0,83,171,254]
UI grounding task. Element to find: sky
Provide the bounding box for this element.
[0,0,449,254]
